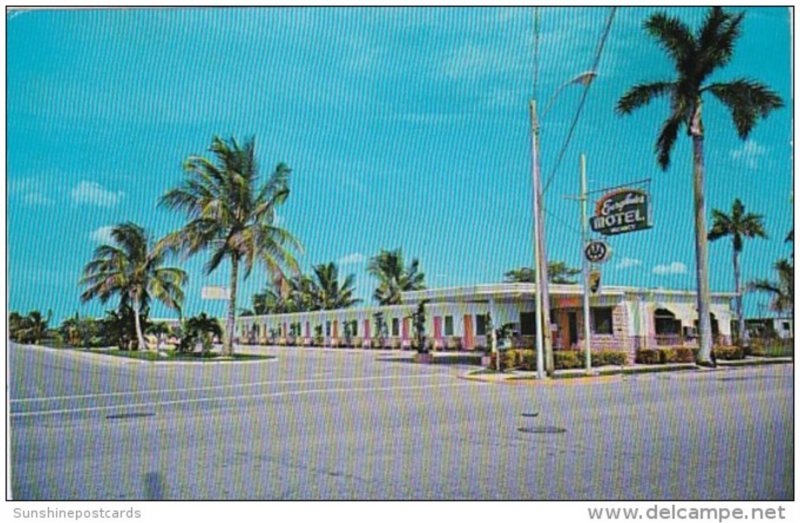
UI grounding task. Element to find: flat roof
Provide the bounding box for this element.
[401,283,736,303]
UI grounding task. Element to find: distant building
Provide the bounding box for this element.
[745,316,794,339]
[236,283,735,361]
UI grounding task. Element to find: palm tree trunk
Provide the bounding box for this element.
[691,106,714,366]
[733,247,745,345]
[131,292,147,351]
[224,255,239,356]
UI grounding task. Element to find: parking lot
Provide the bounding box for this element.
[8,342,793,500]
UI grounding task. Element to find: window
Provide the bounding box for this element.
[520,312,537,336]
[592,307,614,335]
[782,321,790,331]
[392,318,399,337]
[476,314,487,336]
[444,316,454,336]
[325,321,331,336]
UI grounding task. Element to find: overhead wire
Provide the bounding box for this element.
[542,7,617,196]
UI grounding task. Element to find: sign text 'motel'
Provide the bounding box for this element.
[590,188,652,236]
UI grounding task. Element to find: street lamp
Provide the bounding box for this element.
[530,70,596,379]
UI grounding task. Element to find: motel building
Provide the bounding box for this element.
[236,283,735,362]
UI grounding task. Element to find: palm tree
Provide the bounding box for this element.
[504,261,581,284]
[708,198,767,344]
[749,258,793,320]
[309,262,361,310]
[159,136,302,356]
[11,310,53,344]
[80,222,187,351]
[367,248,425,305]
[617,7,783,365]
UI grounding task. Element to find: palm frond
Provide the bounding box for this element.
[655,111,685,170]
[704,79,784,138]
[695,8,744,79]
[644,12,695,73]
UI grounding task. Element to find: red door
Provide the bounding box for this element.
[333,320,338,339]
[463,314,474,350]
[402,318,409,340]
[363,319,371,341]
[433,317,442,346]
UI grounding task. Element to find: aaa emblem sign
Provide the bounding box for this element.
[585,240,611,263]
[591,188,652,236]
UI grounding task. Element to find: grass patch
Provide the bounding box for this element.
[718,357,793,367]
[83,349,274,363]
[751,345,794,358]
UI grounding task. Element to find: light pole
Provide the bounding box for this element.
[530,71,596,378]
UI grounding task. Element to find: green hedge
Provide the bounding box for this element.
[636,346,746,364]
[635,349,661,364]
[494,349,628,371]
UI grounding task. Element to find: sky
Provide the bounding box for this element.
[6,6,794,324]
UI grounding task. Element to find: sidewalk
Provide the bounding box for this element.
[461,356,793,384]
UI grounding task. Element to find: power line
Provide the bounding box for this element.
[543,7,617,195]
[545,208,582,237]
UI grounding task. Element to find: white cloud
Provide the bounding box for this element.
[443,43,519,80]
[730,140,767,170]
[90,225,115,244]
[615,257,641,270]
[652,261,688,275]
[70,181,124,207]
[10,177,55,206]
[23,192,55,206]
[338,252,366,265]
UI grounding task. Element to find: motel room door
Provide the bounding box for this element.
[568,312,579,348]
[433,316,442,344]
[463,315,474,350]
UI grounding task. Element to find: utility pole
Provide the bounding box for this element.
[580,154,593,374]
[529,100,547,380]
[530,100,555,377]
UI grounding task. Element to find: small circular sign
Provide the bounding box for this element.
[585,240,611,263]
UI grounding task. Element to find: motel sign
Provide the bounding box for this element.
[590,188,652,236]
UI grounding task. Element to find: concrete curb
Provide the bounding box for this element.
[18,343,278,366]
[461,357,793,384]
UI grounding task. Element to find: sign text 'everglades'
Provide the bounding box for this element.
[590,188,651,236]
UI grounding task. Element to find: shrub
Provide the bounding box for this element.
[659,348,678,363]
[671,347,695,363]
[713,346,745,360]
[590,350,628,366]
[554,350,582,369]
[635,349,662,364]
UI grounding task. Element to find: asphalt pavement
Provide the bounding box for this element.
[8,342,793,500]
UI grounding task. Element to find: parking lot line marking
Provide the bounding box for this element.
[10,382,479,418]
[9,373,452,404]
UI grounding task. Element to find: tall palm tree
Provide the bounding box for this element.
[707,198,767,344]
[504,261,581,284]
[80,222,187,351]
[617,7,783,365]
[749,258,793,320]
[367,248,425,305]
[309,262,361,310]
[159,136,302,356]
